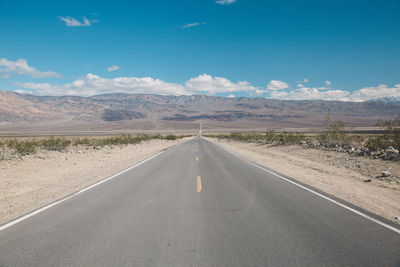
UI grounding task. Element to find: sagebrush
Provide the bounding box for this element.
[1,134,190,157]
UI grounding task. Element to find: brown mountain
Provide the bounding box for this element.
[0,90,399,134]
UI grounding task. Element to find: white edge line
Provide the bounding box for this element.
[0,138,193,232]
[205,138,400,234]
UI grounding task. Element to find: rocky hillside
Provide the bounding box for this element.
[1,90,399,126]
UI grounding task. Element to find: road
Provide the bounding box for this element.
[0,137,399,266]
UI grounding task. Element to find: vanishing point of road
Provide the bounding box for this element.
[0,137,399,266]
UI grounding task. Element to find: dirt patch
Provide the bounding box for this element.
[0,138,190,225]
[207,138,400,224]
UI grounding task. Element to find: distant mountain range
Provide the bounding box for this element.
[366,97,400,104]
[1,90,399,130]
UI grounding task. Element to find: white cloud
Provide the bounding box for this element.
[58,16,96,27]
[16,73,258,97]
[350,84,400,102]
[227,94,235,98]
[14,89,33,94]
[269,91,289,99]
[12,68,399,102]
[182,22,200,28]
[272,87,351,101]
[185,74,257,94]
[107,65,120,72]
[269,84,400,102]
[0,58,60,78]
[216,0,237,5]
[267,80,289,91]
[296,79,309,87]
[16,73,186,96]
[325,80,331,86]
[298,78,308,83]
[255,89,265,95]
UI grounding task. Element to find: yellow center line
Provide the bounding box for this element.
[197,176,202,192]
[196,156,199,161]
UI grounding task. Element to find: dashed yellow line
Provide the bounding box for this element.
[197,176,202,192]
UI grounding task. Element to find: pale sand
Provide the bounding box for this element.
[208,138,400,224]
[0,138,190,225]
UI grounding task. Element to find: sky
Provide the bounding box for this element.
[0,0,399,101]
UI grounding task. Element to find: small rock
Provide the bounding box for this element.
[386,146,399,154]
[360,147,369,153]
[382,171,391,177]
[364,179,372,183]
[394,216,399,221]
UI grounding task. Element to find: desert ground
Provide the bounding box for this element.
[0,118,386,137]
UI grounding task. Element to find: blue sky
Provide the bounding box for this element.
[0,0,399,101]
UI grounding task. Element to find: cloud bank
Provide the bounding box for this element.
[185,74,256,94]
[15,73,258,97]
[270,84,400,102]
[17,73,186,96]
[16,73,257,97]
[10,69,399,102]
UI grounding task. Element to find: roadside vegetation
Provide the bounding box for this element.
[0,134,191,157]
[366,117,400,152]
[206,116,400,161]
[208,131,308,145]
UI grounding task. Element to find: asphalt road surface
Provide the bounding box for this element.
[1,137,399,266]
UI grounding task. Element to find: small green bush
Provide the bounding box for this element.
[12,141,38,155]
[73,137,92,146]
[164,134,177,140]
[208,131,308,145]
[265,130,278,142]
[90,135,152,147]
[41,137,71,151]
[366,116,400,151]
[317,119,350,146]
[365,136,390,151]
[0,134,189,156]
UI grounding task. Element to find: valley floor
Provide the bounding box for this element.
[207,138,400,224]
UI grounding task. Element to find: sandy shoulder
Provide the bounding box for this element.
[0,138,191,225]
[207,138,400,224]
